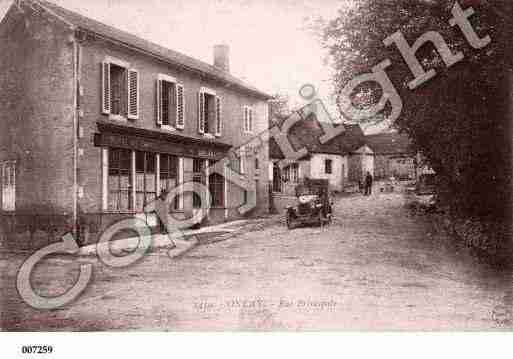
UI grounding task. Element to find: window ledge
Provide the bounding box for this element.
[102,211,138,215]
[109,114,127,122]
[203,133,215,139]
[160,125,176,132]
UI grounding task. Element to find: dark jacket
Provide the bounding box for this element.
[365,174,373,187]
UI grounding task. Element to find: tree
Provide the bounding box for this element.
[316,0,513,221]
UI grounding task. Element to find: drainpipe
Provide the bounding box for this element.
[71,34,79,240]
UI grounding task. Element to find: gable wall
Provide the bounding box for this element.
[0,3,75,216]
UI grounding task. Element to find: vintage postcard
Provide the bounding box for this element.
[0,0,512,352]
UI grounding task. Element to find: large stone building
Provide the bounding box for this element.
[0,0,271,245]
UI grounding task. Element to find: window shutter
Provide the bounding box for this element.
[127,69,139,120]
[198,91,205,134]
[102,61,111,114]
[243,107,248,132]
[215,96,221,136]
[156,79,163,126]
[249,108,253,132]
[176,83,185,129]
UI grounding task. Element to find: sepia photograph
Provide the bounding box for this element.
[0,0,512,352]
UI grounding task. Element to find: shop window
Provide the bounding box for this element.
[1,161,16,211]
[192,159,205,208]
[230,154,242,174]
[325,159,333,174]
[108,149,132,211]
[209,172,225,208]
[160,154,179,210]
[135,151,157,211]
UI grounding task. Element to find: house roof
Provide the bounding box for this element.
[364,132,413,155]
[269,114,365,160]
[30,0,271,100]
[269,113,414,160]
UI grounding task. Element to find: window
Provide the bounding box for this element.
[135,151,157,211]
[157,75,185,129]
[1,161,16,211]
[192,159,205,208]
[106,150,185,212]
[102,59,139,119]
[108,149,132,211]
[255,157,259,170]
[325,159,333,174]
[244,106,254,133]
[198,90,221,136]
[284,163,299,183]
[230,153,245,175]
[209,173,225,208]
[160,154,179,209]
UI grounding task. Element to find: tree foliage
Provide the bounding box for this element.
[318,0,513,220]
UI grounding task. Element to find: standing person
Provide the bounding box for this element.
[364,171,373,196]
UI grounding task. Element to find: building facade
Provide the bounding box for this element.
[269,114,364,211]
[0,0,271,245]
[364,133,416,181]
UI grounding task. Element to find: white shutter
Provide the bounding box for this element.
[156,79,163,126]
[127,69,139,120]
[215,96,221,136]
[176,83,185,129]
[101,61,111,114]
[198,91,205,134]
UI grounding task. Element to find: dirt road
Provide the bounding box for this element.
[1,193,512,330]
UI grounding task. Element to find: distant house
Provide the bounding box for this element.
[364,133,416,180]
[269,115,365,195]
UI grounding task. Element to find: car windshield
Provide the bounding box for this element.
[298,195,318,204]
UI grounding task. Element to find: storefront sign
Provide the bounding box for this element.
[94,132,228,160]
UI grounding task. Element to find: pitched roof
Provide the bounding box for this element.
[31,0,271,100]
[269,114,365,160]
[364,132,413,155]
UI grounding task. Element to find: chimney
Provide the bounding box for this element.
[213,44,230,72]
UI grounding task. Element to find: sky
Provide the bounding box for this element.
[0,0,385,133]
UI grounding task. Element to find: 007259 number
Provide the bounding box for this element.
[21,345,53,354]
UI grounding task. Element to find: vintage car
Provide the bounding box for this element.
[285,179,333,229]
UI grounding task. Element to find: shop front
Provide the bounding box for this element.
[78,121,232,244]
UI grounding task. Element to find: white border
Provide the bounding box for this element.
[2,333,511,359]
